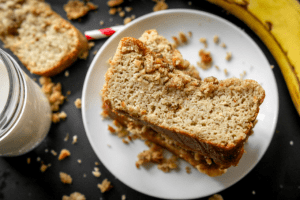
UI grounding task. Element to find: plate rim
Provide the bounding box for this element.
[82,8,279,199]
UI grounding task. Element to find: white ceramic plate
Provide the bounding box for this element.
[82,9,279,199]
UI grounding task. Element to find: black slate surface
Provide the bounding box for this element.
[0,0,300,200]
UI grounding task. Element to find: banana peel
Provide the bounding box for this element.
[206,0,300,115]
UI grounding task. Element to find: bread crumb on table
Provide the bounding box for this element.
[107,0,124,7]
[125,7,132,12]
[72,135,78,144]
[64,70,69,77]
[40,164,48,173]
[74,98,82,109]
[62,192,86,200]
[221,42,227,48]
[60,172,73,184]
[109,8,117,15]
[208,194,224,200]
[270,65,274,69]
[153,0,168,12]
[64,133,69,142]
[52,111,67,123]
[58,149,71,161]
[51,149,58,156]
[88,42,95,49]
[39,77,65,112]
[63,0,98,20]
[121,194,126,200]
[92,167,101,177]
[118,10,125,17]
[123,16,134,25]
[27,158,31,164]
[97,179,113,193]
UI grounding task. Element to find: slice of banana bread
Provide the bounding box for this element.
[0,0,89,76]
[102,37,265,168]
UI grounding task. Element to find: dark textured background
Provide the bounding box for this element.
[0,0,300,199]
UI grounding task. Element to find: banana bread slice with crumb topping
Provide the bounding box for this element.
[102,37,265,168]
[0,0,89,76]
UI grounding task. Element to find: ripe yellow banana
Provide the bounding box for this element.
[206,0,300,115]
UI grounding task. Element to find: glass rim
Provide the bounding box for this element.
[0,49,14,120]
[0,49,25,138]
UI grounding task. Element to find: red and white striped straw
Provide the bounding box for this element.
[84,25,124,40]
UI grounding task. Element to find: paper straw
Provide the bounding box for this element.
[84,25,124,40]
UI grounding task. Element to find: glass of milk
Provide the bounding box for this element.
[0,48,52,156]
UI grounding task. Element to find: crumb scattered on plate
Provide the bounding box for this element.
[225,52,232,61]
[213,35,219,44]
[199,37,208,48]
